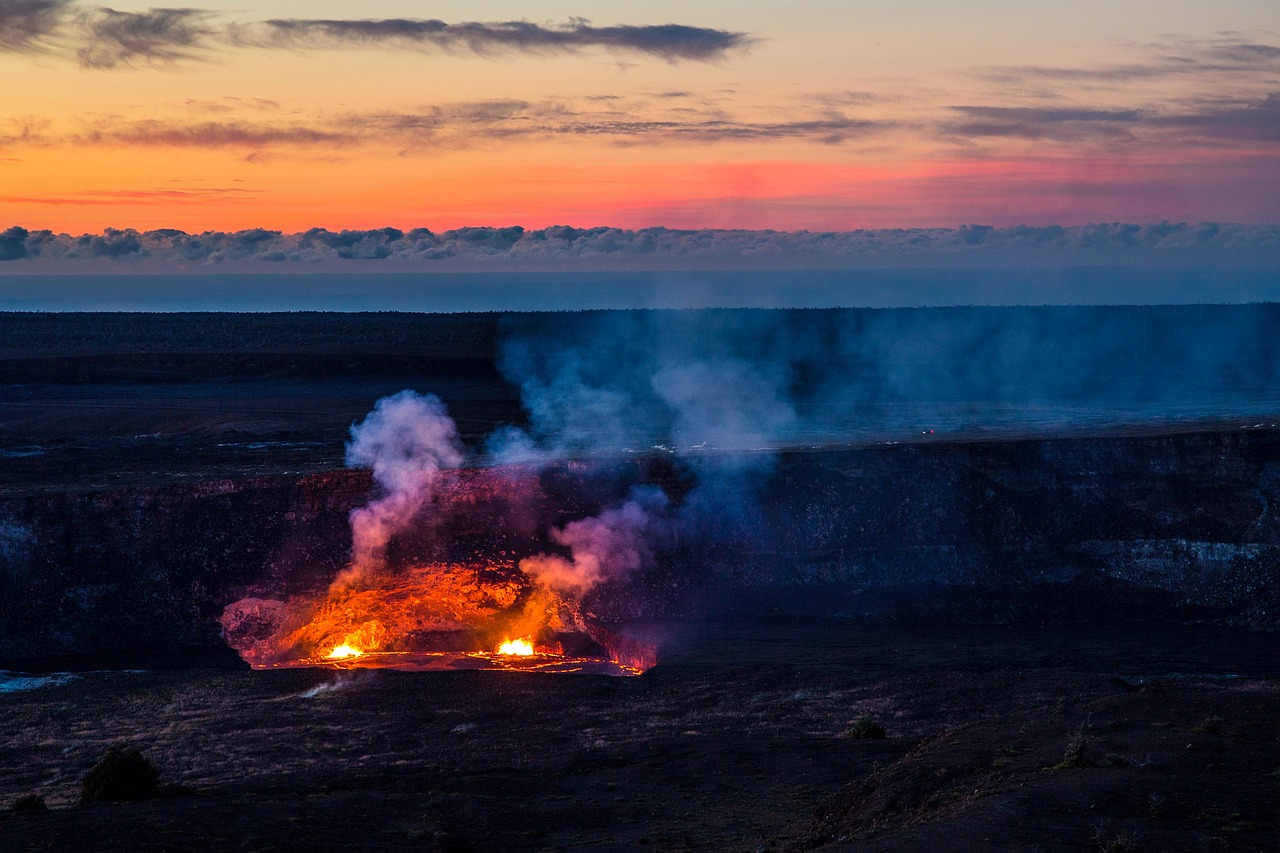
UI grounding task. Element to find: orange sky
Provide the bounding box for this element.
[2,0,1278,232]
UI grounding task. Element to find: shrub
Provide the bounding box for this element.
[12,794,47,811]
[80,746,161,803]
[845,717,887,740]
[1092,825,1138,852]
[1046,724,1096,770]
[1191,714,1225,735]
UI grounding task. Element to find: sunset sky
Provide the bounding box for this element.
[2,0,1278,233]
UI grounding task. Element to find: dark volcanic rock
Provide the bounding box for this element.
[0,472,368,668]
[716,430,1280,629]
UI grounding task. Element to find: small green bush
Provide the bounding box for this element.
[12,794,47,812]
[845,717,887,740]
[80,746,161,803]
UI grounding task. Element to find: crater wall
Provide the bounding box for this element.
[2,429,1278,669]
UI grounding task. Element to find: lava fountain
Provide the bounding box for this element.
[498,638,536,656]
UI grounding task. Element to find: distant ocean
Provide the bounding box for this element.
[1,264,1278,312]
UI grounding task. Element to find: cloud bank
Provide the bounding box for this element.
[0,222,1276,269]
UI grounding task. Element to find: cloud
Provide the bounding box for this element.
[940,94,1280,146]
[0,226,29,260]
[35,91,1272,154]
[0,2,749,66]
[179,97,282,114]
[1207,40,1280,64]
[72,6,218,68]
[552,115,887,144]
[0,0,70,52]
[13,66,1272,155]
[944,105,1144,142]
[5,96,889,153]
[353,102,889,146]
[2,223,1276,266]
[1150,93,1280,144]
[2,193,201,205]
[0,186,263,205]
[75,119,352,148]
[972,35,1280,86]
[237,18,750,62]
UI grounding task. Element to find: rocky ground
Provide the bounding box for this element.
[3,621,1279,852]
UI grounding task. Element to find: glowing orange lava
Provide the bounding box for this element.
[221,562,657,676]
[497,638,536,656]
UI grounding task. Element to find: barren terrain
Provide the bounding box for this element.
[4,622,1280,852]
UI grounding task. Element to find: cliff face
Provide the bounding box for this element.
[718,431,1280,627]
[2,429,1279,668]
[0,472,367,666]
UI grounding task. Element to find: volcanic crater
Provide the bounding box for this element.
[3,310,1280,852]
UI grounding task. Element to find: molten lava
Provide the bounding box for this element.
[497,638,535,656]
[220,562,656,676]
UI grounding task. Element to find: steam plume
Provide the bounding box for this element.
[487,314,804,607]
[654,357,795,456]
[519,486,672,597]
[341,390,464,586]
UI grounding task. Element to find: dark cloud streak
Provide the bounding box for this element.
[0,1,749,66]
[972,35,1280,85]
[944,105,1145,142]
[0,0,71,52]
[73,6,218,68]
[37,100,887,152]
[0,186,260,204]
[554,115,887,144]
[239,18,749,61]
[941,94,1280,146]
[1150,93,1280,144]
[77,119,351,148]
[13,90,1279,152]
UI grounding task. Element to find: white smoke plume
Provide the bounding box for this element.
[519,486,672,597]
[341,390,464,586]
[653,357,795,455]
[488,312,799,470]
